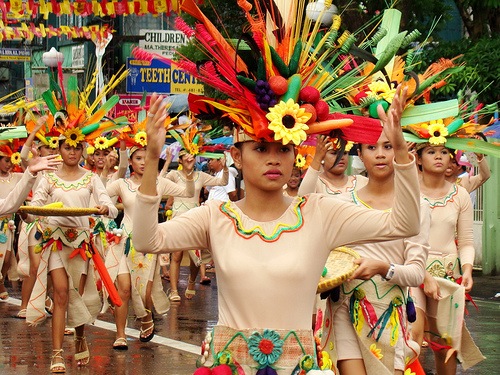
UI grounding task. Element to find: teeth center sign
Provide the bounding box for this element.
[126,57,204,95]
[128,29,204,95]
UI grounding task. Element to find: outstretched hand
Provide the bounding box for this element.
[377,85,409,164]
[146,93,168,159]
[26,146,62,174]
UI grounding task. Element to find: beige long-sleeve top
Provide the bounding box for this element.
[133,158,420,331]
[298,165,368,196]
[422,183,474,266]
[344,192,431,287]
[165,169,228,215]
[29,170,118,228]
[0,170,38,216]
[0,172,23,199]
[456,157,490,193]
[106,177,194,232]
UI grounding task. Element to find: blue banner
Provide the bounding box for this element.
[126,58,204,95]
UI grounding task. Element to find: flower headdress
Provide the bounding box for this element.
[403,103,500,157]
[169,121,227,159]
[39,66,129,147]
[118,95,173,154]
[132,0,421,146]
[24,114,61,149]
[0,139,23,171]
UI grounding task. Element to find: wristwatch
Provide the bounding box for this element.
[384,263,395,281]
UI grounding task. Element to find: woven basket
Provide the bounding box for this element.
[18,206,100,217]
[317,246,360,293]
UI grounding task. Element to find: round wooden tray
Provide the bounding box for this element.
[317,246,360,293]
[18,206,100,217]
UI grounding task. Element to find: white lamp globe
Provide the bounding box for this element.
[42,47,65,68]
[306,0,338,26]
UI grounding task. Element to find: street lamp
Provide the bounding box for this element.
[42,47,64,93]
[42,47,65,68]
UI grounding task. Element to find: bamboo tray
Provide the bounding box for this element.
[317,246,360,293]
[18,206,100,217]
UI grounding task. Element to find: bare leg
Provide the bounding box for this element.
[140,280,154,341]
[168,251,182,301]
[114,273,131,340]
[0,250,11,296]
[20,245,41,310]
[338,359,367,375]
[50,267,69,353]
[428,316,457,375]
[49,268,67,373]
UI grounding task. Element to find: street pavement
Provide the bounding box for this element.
[0,268,498,374]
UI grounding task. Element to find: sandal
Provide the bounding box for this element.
[0,291,9,300]
[200,276,211,285]
[50,349,66,373]
[74,336,90,366]
[113,337,128,350]
[168,289,181,302]
[140,320,155,342]
[185,278,196,300]
[45,296,54,315]
[16,308,26,319]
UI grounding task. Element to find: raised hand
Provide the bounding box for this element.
[377,85,409,163]
[146,93,168,159]
[310,135,333,170]
[26,146,62,174]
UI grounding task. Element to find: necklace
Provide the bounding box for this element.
[0,173,11,183]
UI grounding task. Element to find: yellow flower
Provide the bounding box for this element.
[48,137,59,149]
[370,343,383,360]
[10,152,21,165]
[266,99,310,145]
[188,143,200,155]
[295,153,306,168]
[94,136,110,150]
[404,368,416,375]
[134,131,148,147]
[63,128,85,147]
[367,80,396,103]
[427,119,448,146]
[86,146,95,155]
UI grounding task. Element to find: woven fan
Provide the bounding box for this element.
[18,206,100,217]
[317,246,360,293]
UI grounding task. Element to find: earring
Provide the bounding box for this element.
[321,160,325,165]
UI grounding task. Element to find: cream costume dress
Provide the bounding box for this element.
[321,194,430,374]
[456,156,489,193]
[133,158,421,374]
[0,172,23,281]
[298,166,368,196]
[103,176,194,317]
[164,168,228,265]
[25,170,117,325]
[411,183,485,370]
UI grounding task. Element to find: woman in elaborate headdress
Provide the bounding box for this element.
[404,113,497,374]
[103,110,195,349]
[164,122,230,301]
[0,137,25,299]
[130,1,428,373]
[23,70,126,373]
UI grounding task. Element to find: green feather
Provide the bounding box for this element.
[445,138,500,158]
[41,90,59,115]
[401,100,459,127]
[168,130,185,148]
[0,126,27,140]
